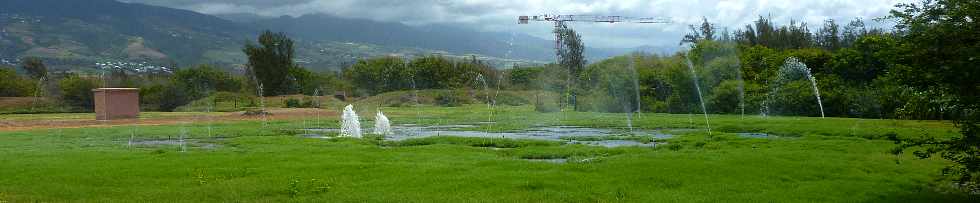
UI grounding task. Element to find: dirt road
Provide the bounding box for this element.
[0,108,337,132]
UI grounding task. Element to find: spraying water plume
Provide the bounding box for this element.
[685,55,712,135]
[762,57,826,118]
[340,104,362,138]
[374,110,391,135]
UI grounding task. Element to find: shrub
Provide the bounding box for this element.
[766,80,823,117]
[302,100,316,108]
[283,97,318,108]
[157,83,190,112]
[138,84,165,111]
[435,91,468,107]
[285,98,301,108]
[707,80,764,115]
[708,80,741,114]
[0,67,35,97]
[142,82,223,112]
[58,74,99,110]
[172,65,241,101]
[493,92,530,106]
[242,108,272,116]
[647,101,668,113]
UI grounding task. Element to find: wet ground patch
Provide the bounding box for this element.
[523,158,568,164]
[305,124,675,148]
[125,137,225,150]
[384,136,560,148]
[302,124,775,149]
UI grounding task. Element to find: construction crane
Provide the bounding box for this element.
[518,14,671,62]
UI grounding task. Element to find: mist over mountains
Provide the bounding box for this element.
[0,0,674,71]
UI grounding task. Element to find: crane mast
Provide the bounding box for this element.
[519,15,671,24]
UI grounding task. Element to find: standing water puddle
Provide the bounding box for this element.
[523,158,568,164]
[567,140,659,147]
[126,138,223,149]
[306,125,672,148]
[735,132,772,139]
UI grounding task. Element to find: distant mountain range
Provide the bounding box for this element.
[0,0,252,70]
[0,0,676,72]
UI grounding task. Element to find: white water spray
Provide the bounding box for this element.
[30,77,45,112]
[411,78,423,136]
[340,104,362,138]
[735,62,746,119]
[249,65,268,127]
[128,129,135,148]
[685,56,712,135]
[629,59,642,118]
[206,95,213,138]
[178,126,187,152]
[475,74,495,135]
[763,57,826,118]
[311,88,322,134]
[374,110,391,135]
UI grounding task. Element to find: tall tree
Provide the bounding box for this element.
[842,18,867,47]
[888,0,980,191]
[20,56,47,80]
[681,17,716,45]
[817,19,842,50]
[735,16,815,49]
[557,26,586,110]
[243,30,295,96]
[719,27,732,42]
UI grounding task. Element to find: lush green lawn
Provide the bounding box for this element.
[0,105,973,202]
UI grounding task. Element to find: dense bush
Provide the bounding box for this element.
[707,80,742,114]
[765,80,823,117]
[505,67,544,90]
[172,65,242,100]
[435,90,469,107]
[287,67,340,96]
[58,74,99,110]
[138,83,167,111]
[156,82,189,112]
[490,92,530,106]
[576,55,642,113]
[0,67,36,97]
[285,98,303,108]
[286,98,319,108]
[343,55,497,96]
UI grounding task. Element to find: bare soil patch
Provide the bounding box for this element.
[0,108,337,132]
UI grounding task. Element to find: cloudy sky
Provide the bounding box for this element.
[123,0,913,49]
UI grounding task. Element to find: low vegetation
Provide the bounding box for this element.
[0,105,973,201]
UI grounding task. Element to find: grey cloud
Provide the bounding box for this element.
[123,0,315,8]
[121,0,913,48]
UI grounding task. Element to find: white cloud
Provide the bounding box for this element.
[126,0,914,48]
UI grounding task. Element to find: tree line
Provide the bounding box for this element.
[0,14,962,119]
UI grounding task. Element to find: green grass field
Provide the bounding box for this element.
[0,104,974,202]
